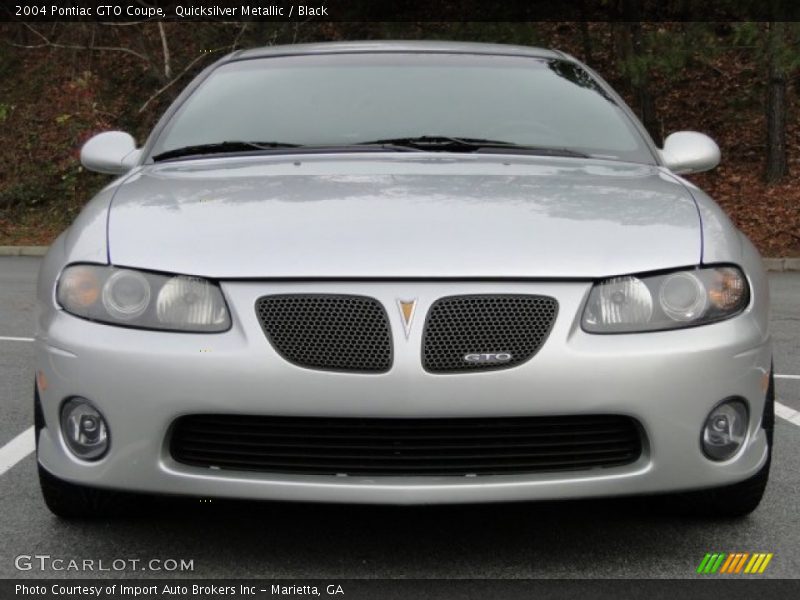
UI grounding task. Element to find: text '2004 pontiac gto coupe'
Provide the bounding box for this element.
[35,41,772,518]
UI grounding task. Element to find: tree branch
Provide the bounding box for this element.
[98,21,150,27]
[157,21,172,79]
[230,22,248,51]
[14,23,152,65]
[138,49,224,113]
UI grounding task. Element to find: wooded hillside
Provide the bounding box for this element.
[1,22,798,255]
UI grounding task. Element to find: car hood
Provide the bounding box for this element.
[107,154,701,279]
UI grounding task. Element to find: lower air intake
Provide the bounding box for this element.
[170,414,642,476]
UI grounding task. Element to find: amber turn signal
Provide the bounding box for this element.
[708,267,746,311]
[58,266,100,309]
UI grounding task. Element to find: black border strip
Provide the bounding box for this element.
[5,0,800,23]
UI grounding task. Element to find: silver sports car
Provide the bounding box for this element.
[35,41,772,518]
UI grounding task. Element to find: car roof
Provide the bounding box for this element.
[230,40,565,62]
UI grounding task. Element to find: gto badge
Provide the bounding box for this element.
[464,352,513,364]
[397,299,418,339]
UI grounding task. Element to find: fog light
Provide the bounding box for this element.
[702,399,747,461]
[60,398,109,460]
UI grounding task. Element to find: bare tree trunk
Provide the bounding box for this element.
[157,21,172,80]
[578,0,592,63]
[616,1,660,145]
[765,21,787,183]
[628,21,660,146]
[579,21,592,63]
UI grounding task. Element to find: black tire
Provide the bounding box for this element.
[38,463,147,518]
[35,385,146,518]
[664,368,774,518]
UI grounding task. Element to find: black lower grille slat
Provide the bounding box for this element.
[173,453,638,474]
[171,415,643,476]
[177,445,639,461]
[178,424,633,440]
[183,415,626,429]
[186,414,622,426]
[176,434,636,451]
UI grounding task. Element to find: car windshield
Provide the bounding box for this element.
[150,53,654,163]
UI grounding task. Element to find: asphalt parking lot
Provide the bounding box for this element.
[0,256,798,579]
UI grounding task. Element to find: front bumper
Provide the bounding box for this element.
[35,280,771,504]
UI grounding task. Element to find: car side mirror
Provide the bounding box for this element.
[80,131,142,175]
[660,131,720,175]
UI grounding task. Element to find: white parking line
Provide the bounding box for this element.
[775,374,800,380]
[0,427,34,476]
[775,402,797,420]
[776,402,800,427]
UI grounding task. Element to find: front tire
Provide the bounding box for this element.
[38,464,144,518]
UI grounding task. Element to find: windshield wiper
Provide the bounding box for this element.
[152,141,301,162]
[152,137,590,162]
[152,140,430,162]
[356,136,590,158]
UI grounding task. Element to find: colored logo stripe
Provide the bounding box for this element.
[697,553,726,573]
[758,554,774,573]
[697,554,712,573]
[722,553,748,573]
[698,553,773,574]
[745,553,774,574]
[719,553,736,573]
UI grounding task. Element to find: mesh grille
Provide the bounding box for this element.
[256,294,392,373]
[423,295,558,373]
[170,414,642,476]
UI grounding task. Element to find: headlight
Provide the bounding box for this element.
[582,265,749,333]
[57,265,231,332]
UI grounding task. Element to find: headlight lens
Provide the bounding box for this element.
[57,265,230,332]
[156,276,226,327]
[582,265,749,333]
[658,272,707,322]
[102,269,151,320]
[595,276,653,326]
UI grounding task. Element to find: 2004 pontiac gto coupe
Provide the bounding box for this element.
[35,41,772,518]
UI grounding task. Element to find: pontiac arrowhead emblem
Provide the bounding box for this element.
[397,299,418,339]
